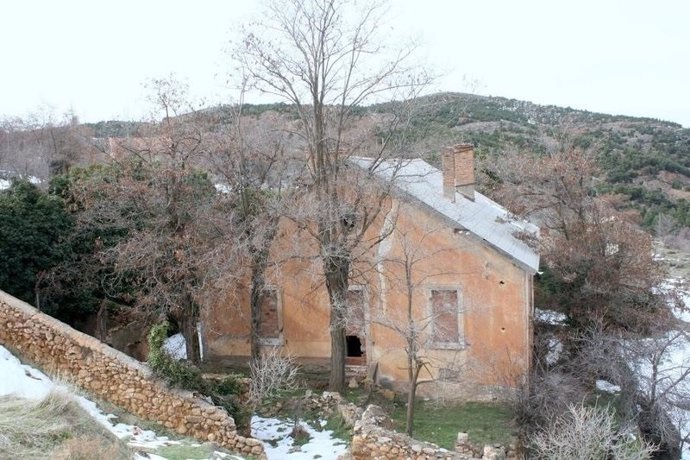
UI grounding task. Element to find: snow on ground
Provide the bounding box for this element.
[0,173,42,190]
[638,278,690,460]
[163,333,187,360]
[0,344,244,459]
[595,379,621,394]
[214,183,231,194]
[0,345,54,399]
[631,330,690,459]
[656,278,690,322]
[545,337,562,365]
[1,344,349,459]
[535,308,567,325]
[252,416,348,460]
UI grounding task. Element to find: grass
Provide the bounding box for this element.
[0,390,131,460]
[338,386,515,449]
[323,411,352,441]
[157,443,216,460]
[389,400,515,450]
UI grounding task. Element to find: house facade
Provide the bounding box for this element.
[202,144,539,400]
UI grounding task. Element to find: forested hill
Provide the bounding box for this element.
[84,92,690,228]
[370,92,690,227]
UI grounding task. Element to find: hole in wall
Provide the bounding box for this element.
[346,335,363,357]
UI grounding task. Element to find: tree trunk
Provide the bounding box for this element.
[325,255,350,392]
[95,300,108,342]
[248,220,278,363]
[250,280,263,364]
[179,312,201,365]
[329,308,347,392]
[406,363,422,435]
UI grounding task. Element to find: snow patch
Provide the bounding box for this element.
[163,333,187,360]
[0,345,53,400]
[215,183,232,194]
[0,345,241,459]
[596,379,621,394]
[252,416,348,460]
[545,337,562,365]
[536,308,567,325]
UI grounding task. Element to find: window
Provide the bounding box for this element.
[259,288,282,344]
[430,288,463,348]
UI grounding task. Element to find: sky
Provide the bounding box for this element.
[1,0,688,127]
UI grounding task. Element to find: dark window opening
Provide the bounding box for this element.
[346,335,363,357]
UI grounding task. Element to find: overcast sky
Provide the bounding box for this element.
[2,0,688,126]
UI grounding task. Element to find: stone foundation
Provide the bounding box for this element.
[0,290,265,459]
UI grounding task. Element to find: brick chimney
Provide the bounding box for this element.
[441,143,475,201]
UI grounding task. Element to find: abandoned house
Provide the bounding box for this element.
[202,144,539,400]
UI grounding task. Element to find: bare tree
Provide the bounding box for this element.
[371,220,461,435]
[622,330,689,457]
[0,110,101,181]
[529,403,655,460]
[537,320,689,457]
[208,90,289,362]
[52,76,223,364]
[484,148,665,333]
[235,0,430,391]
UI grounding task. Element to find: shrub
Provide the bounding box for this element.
[529,404,655,460]
[0,180,73,304]
[249,346,300,408]
[148,322,205,389]
[147,322,250,431]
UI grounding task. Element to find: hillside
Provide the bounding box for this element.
[369,92,690,228]
[6,92,690,230]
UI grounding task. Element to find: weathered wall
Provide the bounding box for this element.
[204,192,533,400]
[0,290,265,458]
[366,200,532,399]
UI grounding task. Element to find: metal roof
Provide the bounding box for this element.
[351,157,540,273]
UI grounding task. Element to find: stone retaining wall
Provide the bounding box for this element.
[351,405,477,460]
[0,290,265,459]
[350,404,518,460]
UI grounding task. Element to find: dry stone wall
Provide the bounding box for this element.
[350,404,518,460]
[351,405,478,460]
[0,290,265,459]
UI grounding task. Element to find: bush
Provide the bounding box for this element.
[147,323,205,389]
[249,347,300,408]
[529,404,655,460]
[147,322,250,431]
[0,180,73,304]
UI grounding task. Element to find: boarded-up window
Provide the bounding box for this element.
[259,289,280,339]
[346,288,366,336]
[431,289,460,343]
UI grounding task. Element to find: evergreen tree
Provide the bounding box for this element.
[0,180,72,304]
